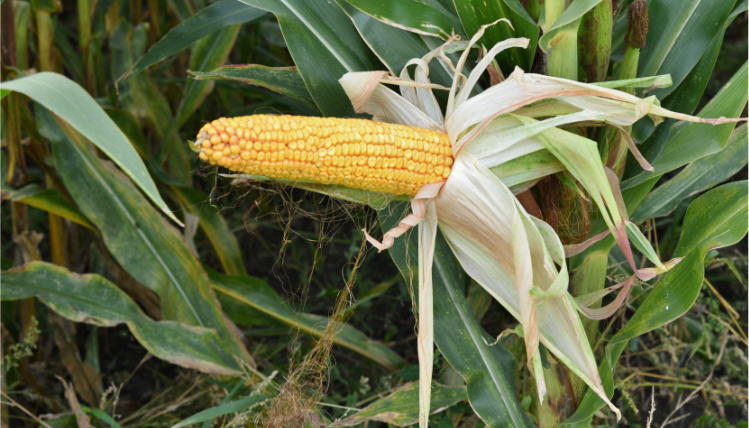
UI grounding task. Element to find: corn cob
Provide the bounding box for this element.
[193,114,453,196]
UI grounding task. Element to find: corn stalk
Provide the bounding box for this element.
[535,3,611,423]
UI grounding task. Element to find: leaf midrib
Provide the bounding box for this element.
[67,135,205,326]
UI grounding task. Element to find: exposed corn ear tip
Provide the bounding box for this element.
[193,114,453,197]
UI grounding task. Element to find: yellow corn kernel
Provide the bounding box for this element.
[193,114,453,196]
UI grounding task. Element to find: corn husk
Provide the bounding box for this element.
[335,22,746,425]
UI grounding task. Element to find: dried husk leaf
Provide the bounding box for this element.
[434,153,618,416]
[417,203,438,427]
[339,72,441,130]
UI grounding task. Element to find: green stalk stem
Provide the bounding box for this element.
[78,0,95,93]
[544,0,564,26]
[148,0,161,40]
[132,0,143,26]
[577,0,612,83]
[4,5,39,370]
[610,0,648,175]
[14,2,30,69]
[567,247,612,400]
[547,33,578,80]
[567,0,650,413]
[544,0,578,80]
[35,5,69,267]
[618,48,641,94]
[538,16,579,427]
[534,355,580,427]
[525,0,544,21]
[105,0,120,33]
[3,92,41,416]
[604,46,641,175]
[537,1,612,425]
[2,5,36,354]
[619,0,648,86]
[35,10,54,71]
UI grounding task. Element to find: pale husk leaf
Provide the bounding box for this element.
[512,115,622,231]
[462,115,546,168]
[489,151,564,192]
[511,116,666,279]
[417,203,438,427]
[447,67,741,148]
[453,37,530,109]
[434,153,618,416]
[339,72,441,131]
[399,58,444,126]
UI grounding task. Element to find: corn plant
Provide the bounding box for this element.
[1,0,746,426]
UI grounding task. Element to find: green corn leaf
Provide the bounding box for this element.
[637,0,737,100]
[156,24,242,166]
[2,262,244,375]
[208,268,405,370]
[120,0,266,80]
[622,62,747,190]
[105,107,149,157]
[633,124,748,221]
[630,0,744,144]
[36,107,250,364]
[166,0,196,20]
[110,21,189,183]
[171,186,248,276]
[563,43,746,427]
[539,0,601,51]
[189,65,317,108]
[490,150,564,191]
[611,181,748,345]
[84,407,125,428]
[662,0,746,113]
[540,0,601,79]
[1,72,182,226]
[170,395,271,428]
[111,22,175,137]
[105,106,195,188]
[624,222,663,269]
[343,0,464,38]
[453,0,538,72]
[564,181,748,423]
[3,184,95,230]
[238,0,382,117]
[515,116,624,232]
[174,25,241,127]
[592,74,672,91]
[560,341,626,426]
[54,19,84,83]
[334,382,467,426]
[336,0,455,88]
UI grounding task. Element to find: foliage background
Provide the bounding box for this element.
[1,0,747,427]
